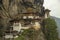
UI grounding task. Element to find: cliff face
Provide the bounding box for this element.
[0,0,46,40]
[0,0,45,27]
[25,30,45,40]
[14,29,46,40]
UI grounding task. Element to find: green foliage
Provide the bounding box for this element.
[15,29,35,40]
[44,18,59,40]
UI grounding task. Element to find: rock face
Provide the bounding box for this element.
[0,0,47,40]
[21,29,46,40]
[1,0,44,18]
[31,30,45,40]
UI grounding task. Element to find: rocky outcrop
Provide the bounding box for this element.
[21,29,46,40]
[0,0,49,40]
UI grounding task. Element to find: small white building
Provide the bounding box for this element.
[4,34,19,39]
[35,16,40,19]
[23,16,27,19]
[45,9,51,18]
[12,22,22,32]
[28,16,34,19]
[12,21,31,32]
[4,34,14,39]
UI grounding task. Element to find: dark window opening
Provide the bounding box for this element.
[0,0,2,10]
[0,0,2,4]
[9,0,14,5]
[34,0,44,5]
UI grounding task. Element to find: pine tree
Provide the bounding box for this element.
[44,18,59,40]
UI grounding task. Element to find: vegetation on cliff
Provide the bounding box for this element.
[15,29,45,40]
[44,18,59,40]
[14,18,59,40]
